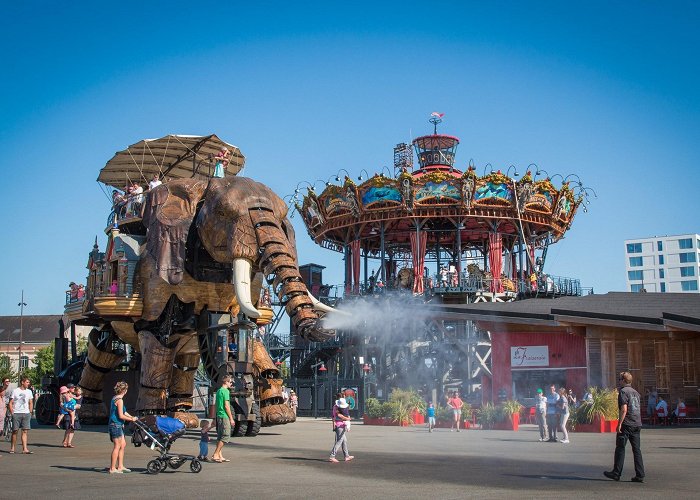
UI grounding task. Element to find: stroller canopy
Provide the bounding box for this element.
[156,416,185,435]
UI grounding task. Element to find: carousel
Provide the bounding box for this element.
[285,114,594,413]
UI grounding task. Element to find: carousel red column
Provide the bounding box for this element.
[410,230,427,294]
[351,239,361,294]
[489,232,503,292]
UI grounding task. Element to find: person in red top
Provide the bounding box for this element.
[447,391,463,432]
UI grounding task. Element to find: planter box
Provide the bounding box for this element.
[410,411,425,425]
[574,417,616,433]
[490,414,519,431]
[362,416,386,426]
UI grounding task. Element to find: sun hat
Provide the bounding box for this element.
[66,383,75,388]
[59,386,69,394]
[337,398,349,409]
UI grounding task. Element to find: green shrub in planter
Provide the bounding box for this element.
[579,387,618,423]
[478,402,502,429]
[436,405,454,422]
[501,400,523,423]
[365,398,384,418]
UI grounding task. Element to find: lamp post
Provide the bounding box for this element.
[312,360,327,418]
[17,290,27,378]
[357,169,369,182]
[362,363,371,415]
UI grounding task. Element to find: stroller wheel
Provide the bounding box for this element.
[147,459,162,475]
[190,460,202,473]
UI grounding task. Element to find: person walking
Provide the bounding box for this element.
[545,385,560,442]
[108,381,137,473]
[604,371,645,483]
[329,397,353,462]
[0,377,10,435]
[557,388,570,443]
[534,388,548,442]
[426,402,436,433]
[212,375,234,463]
[9,376,33,454]
[447,391,463,432]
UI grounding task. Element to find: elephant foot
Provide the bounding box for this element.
[79,400,109,424]
[260,402,296,427]
[170,411,200,429]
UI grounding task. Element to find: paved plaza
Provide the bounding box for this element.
[1,419,699,499]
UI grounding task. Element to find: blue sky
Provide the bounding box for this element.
[1,1,699,315]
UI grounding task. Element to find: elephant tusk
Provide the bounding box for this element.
[233,258,262,319]
[308,293,350,316]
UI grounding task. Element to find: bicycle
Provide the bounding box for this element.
[3,413,13,441]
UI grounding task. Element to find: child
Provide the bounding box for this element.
[198,419,211,461]
[426,403,436,432]
[56,386,76,429]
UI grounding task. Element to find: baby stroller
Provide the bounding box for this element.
[131,415,202,474]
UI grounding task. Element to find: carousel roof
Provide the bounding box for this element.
[97,134,245,189]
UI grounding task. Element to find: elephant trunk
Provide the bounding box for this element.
[250,207,335,342]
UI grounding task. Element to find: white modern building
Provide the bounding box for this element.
[624,234,700,293]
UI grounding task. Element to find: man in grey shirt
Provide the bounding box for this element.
[604,371,645,483]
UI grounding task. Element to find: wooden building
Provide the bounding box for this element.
[431,293,700,408]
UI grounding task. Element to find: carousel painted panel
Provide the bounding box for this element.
[473,172,513,206]
[525,180,556,213]
[553,188,575,223]
[414,178,461,205]
[359,179,402,210]
[300,193,325,229]
[319,185,358,219]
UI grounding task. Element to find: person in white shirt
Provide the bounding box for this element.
[535,388,548,441]
[148,174,162,190]
[9,376,34,454]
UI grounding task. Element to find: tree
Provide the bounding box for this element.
[0,354,17,382]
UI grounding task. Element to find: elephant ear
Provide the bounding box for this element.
[142,179,207,285]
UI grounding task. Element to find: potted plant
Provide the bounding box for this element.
[477,402,501,429]
[363,397,385,425]
[576,387,618,432]
[501,400,524,431]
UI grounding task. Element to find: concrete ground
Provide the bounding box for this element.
[1,419,699,499]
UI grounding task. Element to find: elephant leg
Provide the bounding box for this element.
[78,328,126,422]
[136,330,176,414]
[167,352,201,428]
[252,341,295,426]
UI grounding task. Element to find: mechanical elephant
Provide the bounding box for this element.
[78,177,336,428]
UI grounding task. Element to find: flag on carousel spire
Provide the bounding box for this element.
[429,112,444,134]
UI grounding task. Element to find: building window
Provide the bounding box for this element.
[681,266,696,277]
[628,270,644,281]
[630,284,644,292]
[629,256,643,267]
[627,340,642,392]
[654,340,669,391]
[19,355,29,370]
[601,340,616,388]
[659,269,665,278]
[680,252,696,263]
[660,282,666,292]
[657,241,663,251]
[626,243,642,254]
[659,255,665,265]
[682,340,696,386]
[681,280,699,291]
[679,238,693,249]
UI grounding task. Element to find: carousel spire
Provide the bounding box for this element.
[429,112,444,134]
